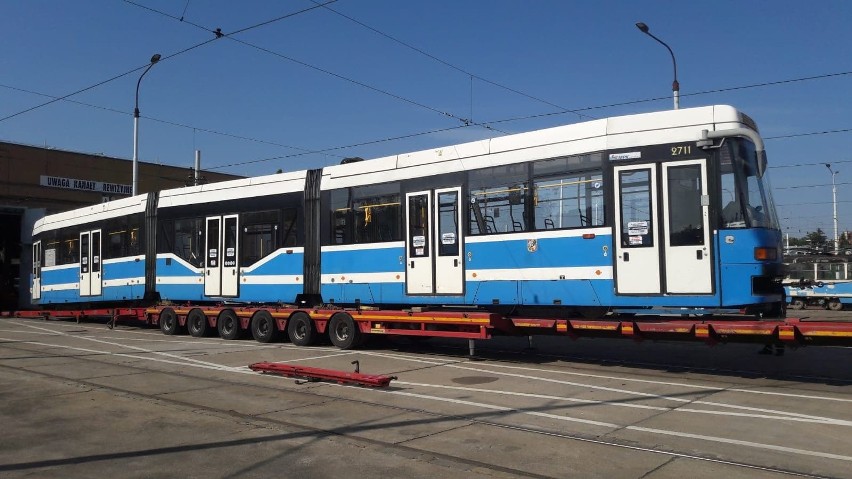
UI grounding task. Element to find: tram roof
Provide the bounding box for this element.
[320,104,752,189]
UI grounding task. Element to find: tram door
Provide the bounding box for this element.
[614,160,712,295]
[614,165,661,294]
[79,230,102,297]
[32,240,41,301]
[204,215,239,297]
[661,160,712,293]
[405,187,464,295]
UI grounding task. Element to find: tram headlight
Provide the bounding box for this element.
[754,247,778,261]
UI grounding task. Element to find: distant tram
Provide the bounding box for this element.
[31,105,785,317]
[784,255,852,310]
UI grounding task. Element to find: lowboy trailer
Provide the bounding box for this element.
[4,305,852,350]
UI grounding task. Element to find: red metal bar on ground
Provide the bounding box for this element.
[249,361,397,387]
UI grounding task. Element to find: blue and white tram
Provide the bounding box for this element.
[784,255,852,310]
[30,105,785,316]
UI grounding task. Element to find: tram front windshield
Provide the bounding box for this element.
[720,139,779,229]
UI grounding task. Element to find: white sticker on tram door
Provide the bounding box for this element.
[627,221,648,235]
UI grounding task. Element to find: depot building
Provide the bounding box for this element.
[0,141,241,310]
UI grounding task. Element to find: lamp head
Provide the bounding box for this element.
[150,54,162,64]
[635,22,649,34]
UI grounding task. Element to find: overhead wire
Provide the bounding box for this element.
[0,1,336,126]
[123,0,505,133]
[0,37,220,124]
[308,0,594,121]
[0,83,342,159]
[774,181,852,190]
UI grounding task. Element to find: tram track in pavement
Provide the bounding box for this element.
[0,322,843,478]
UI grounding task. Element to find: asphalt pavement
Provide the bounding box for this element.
[0,314,850,478]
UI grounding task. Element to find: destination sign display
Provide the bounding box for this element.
[40,175,132,196]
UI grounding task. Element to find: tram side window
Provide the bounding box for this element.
[105,218,128,259]
[468,164,528,235]
[667,165,704,246]
[42,231,59,267]
[241,210,279,266]
[173,218,203,267]
[533,170,604,230]
[58,229,79,265]
[785,262,815,281]
[157,219,174,256]
[353,183,401,244]
[330,189,353,245]
[817,262,846,281]
[619,169,654,247]
[281,208,299,247]
[127,214,143,256]
[103,215,143,258]
[330,184,401,244]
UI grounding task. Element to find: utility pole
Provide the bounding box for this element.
[826,164,839,252]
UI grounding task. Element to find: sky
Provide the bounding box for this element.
[2,0,852,239]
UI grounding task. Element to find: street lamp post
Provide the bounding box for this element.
[826,164,840,252]
[635,22,679,110]
[132,53,162,196]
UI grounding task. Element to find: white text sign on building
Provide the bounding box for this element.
[40,175,132,196]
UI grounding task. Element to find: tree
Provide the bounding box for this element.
[806,228,828,250]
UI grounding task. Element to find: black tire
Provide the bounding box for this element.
[287,311,317,346]
[251,310,279,343]
[187,308,209,337]
[159,307,180,335]
[328,313,362,350]
[217,309,242,340]
[789,299,805,310]
[828,299,844,311]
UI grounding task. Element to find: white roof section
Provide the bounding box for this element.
[34,170,307,234]
[34,194,148,235]
[157,170,306,209]
[321,105,751,190]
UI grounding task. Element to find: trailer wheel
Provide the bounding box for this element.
[287,311,316,346]
[828,299,844,311]
[187,309,209,337]
[789,299,805,310]
[159,307,180,335]
[251,310,279,343]
[217,309,241,340]
[328,313,362,350]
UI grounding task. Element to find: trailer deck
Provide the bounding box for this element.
[4,304,852,349]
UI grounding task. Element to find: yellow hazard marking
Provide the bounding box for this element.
[715,329,773,335]
[353,315,489,324]
[572,324,618,331]
[800,330,852,338]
